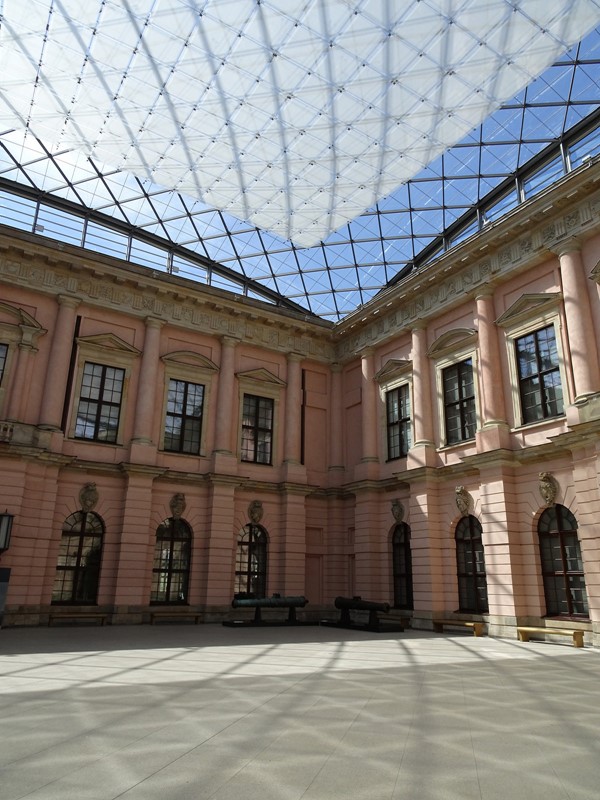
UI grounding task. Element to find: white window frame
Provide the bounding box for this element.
[496,294,568,429]
[236,369,285,467]
[68,334,139,445]
[429,329,480,448]
[160,351,218,456]
[375,359,413,462]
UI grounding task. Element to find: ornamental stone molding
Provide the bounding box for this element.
[334,172,600,357]
[248,500,264,523]
[391,499,405,522]
[0,235,334,362]
[170,493,186,519]
[538,473,558,507]
[455,486,471,517]
[79,483,99,512]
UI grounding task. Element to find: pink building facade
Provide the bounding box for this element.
[1,162,600,645]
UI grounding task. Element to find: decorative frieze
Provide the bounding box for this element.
[335,182,600,357]
[0,242,334,361]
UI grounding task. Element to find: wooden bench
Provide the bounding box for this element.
[433,619,485,637]
[48,612,108,627]
[150,610,202,625]
[517,626,584,648]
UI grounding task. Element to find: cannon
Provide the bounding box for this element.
[321,595,403,633]
[223,593,310,626]
[335,595,390,630]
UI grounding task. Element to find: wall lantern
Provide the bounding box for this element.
[0,511,14,553]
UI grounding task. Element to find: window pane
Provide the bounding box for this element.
[0,343,8,384]
[164,379,204,453]
[443,360,475,444]
[75,362,124,442]
[538,505,588,618]
[516,326,563,424]
[241,394,274,464]
[387,385,411,459]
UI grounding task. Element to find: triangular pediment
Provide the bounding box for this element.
[374,359,412,383]
[496,293,561,328]
[161,350,218,372]
[0,301,42,329]
[236,368,286,386]
[428,328,477,359]
[76,333,141,355]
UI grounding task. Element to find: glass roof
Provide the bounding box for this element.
[0,2,600,321]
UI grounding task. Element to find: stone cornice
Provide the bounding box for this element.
[0,226,334,363]
[333,160,600,358]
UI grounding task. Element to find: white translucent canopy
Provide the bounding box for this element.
[2,0,600,247]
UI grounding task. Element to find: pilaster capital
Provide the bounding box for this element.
[357,346,375,359]
[475,287,495,301]
[144,316,165,330]
[551,237,582,259]
[57,295,81,310]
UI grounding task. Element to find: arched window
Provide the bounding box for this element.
[455,515,488,613]
[151,518,192,604]
[538,504,588,618]
[235,523,268,598]
[392,522,413,610]
[52,511,104,604]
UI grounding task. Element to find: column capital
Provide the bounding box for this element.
[475,287,495,301]
[357,345,375,359]
[144,316,165,329]
[220,335,240,348]
[57,295,81,310]
[551,237,582,258]
[286,352,304,364]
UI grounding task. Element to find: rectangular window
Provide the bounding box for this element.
[164,379,205,454]
[515,325,563,423]
[241,394,274,464]
[75,362,125,443]
[443,359,476,444]
[386,384,411,459]
[0,343,7,384]
[516,325,563,424]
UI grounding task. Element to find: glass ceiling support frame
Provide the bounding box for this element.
[387,103,600,290]
[0,158,318,320]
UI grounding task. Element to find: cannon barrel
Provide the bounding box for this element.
[334,595,390,614]
[232,594,308,609]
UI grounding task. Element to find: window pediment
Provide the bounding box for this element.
[76,333,141,357]
[496,293,561,328]
[236,368,286,387]
[375,359,412,384]
[0,302,45,345]
[428,328,477,359]
[161,350,218,372]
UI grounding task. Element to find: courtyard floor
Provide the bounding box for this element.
[0,623,599,800]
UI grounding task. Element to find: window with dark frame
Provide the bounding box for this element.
[538,504,588,618]
[443,358,476,444]
[455,515,489,614]
[75,361,125,443]
[52,511,104,604]
[150,517,192,604]
[235,523,268,598]
[516,324,563,424]
[164,378,205,454]
[386,384,411,460]
[0,343,7,384]
[392,522,413,610]
[241,393,274,464]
